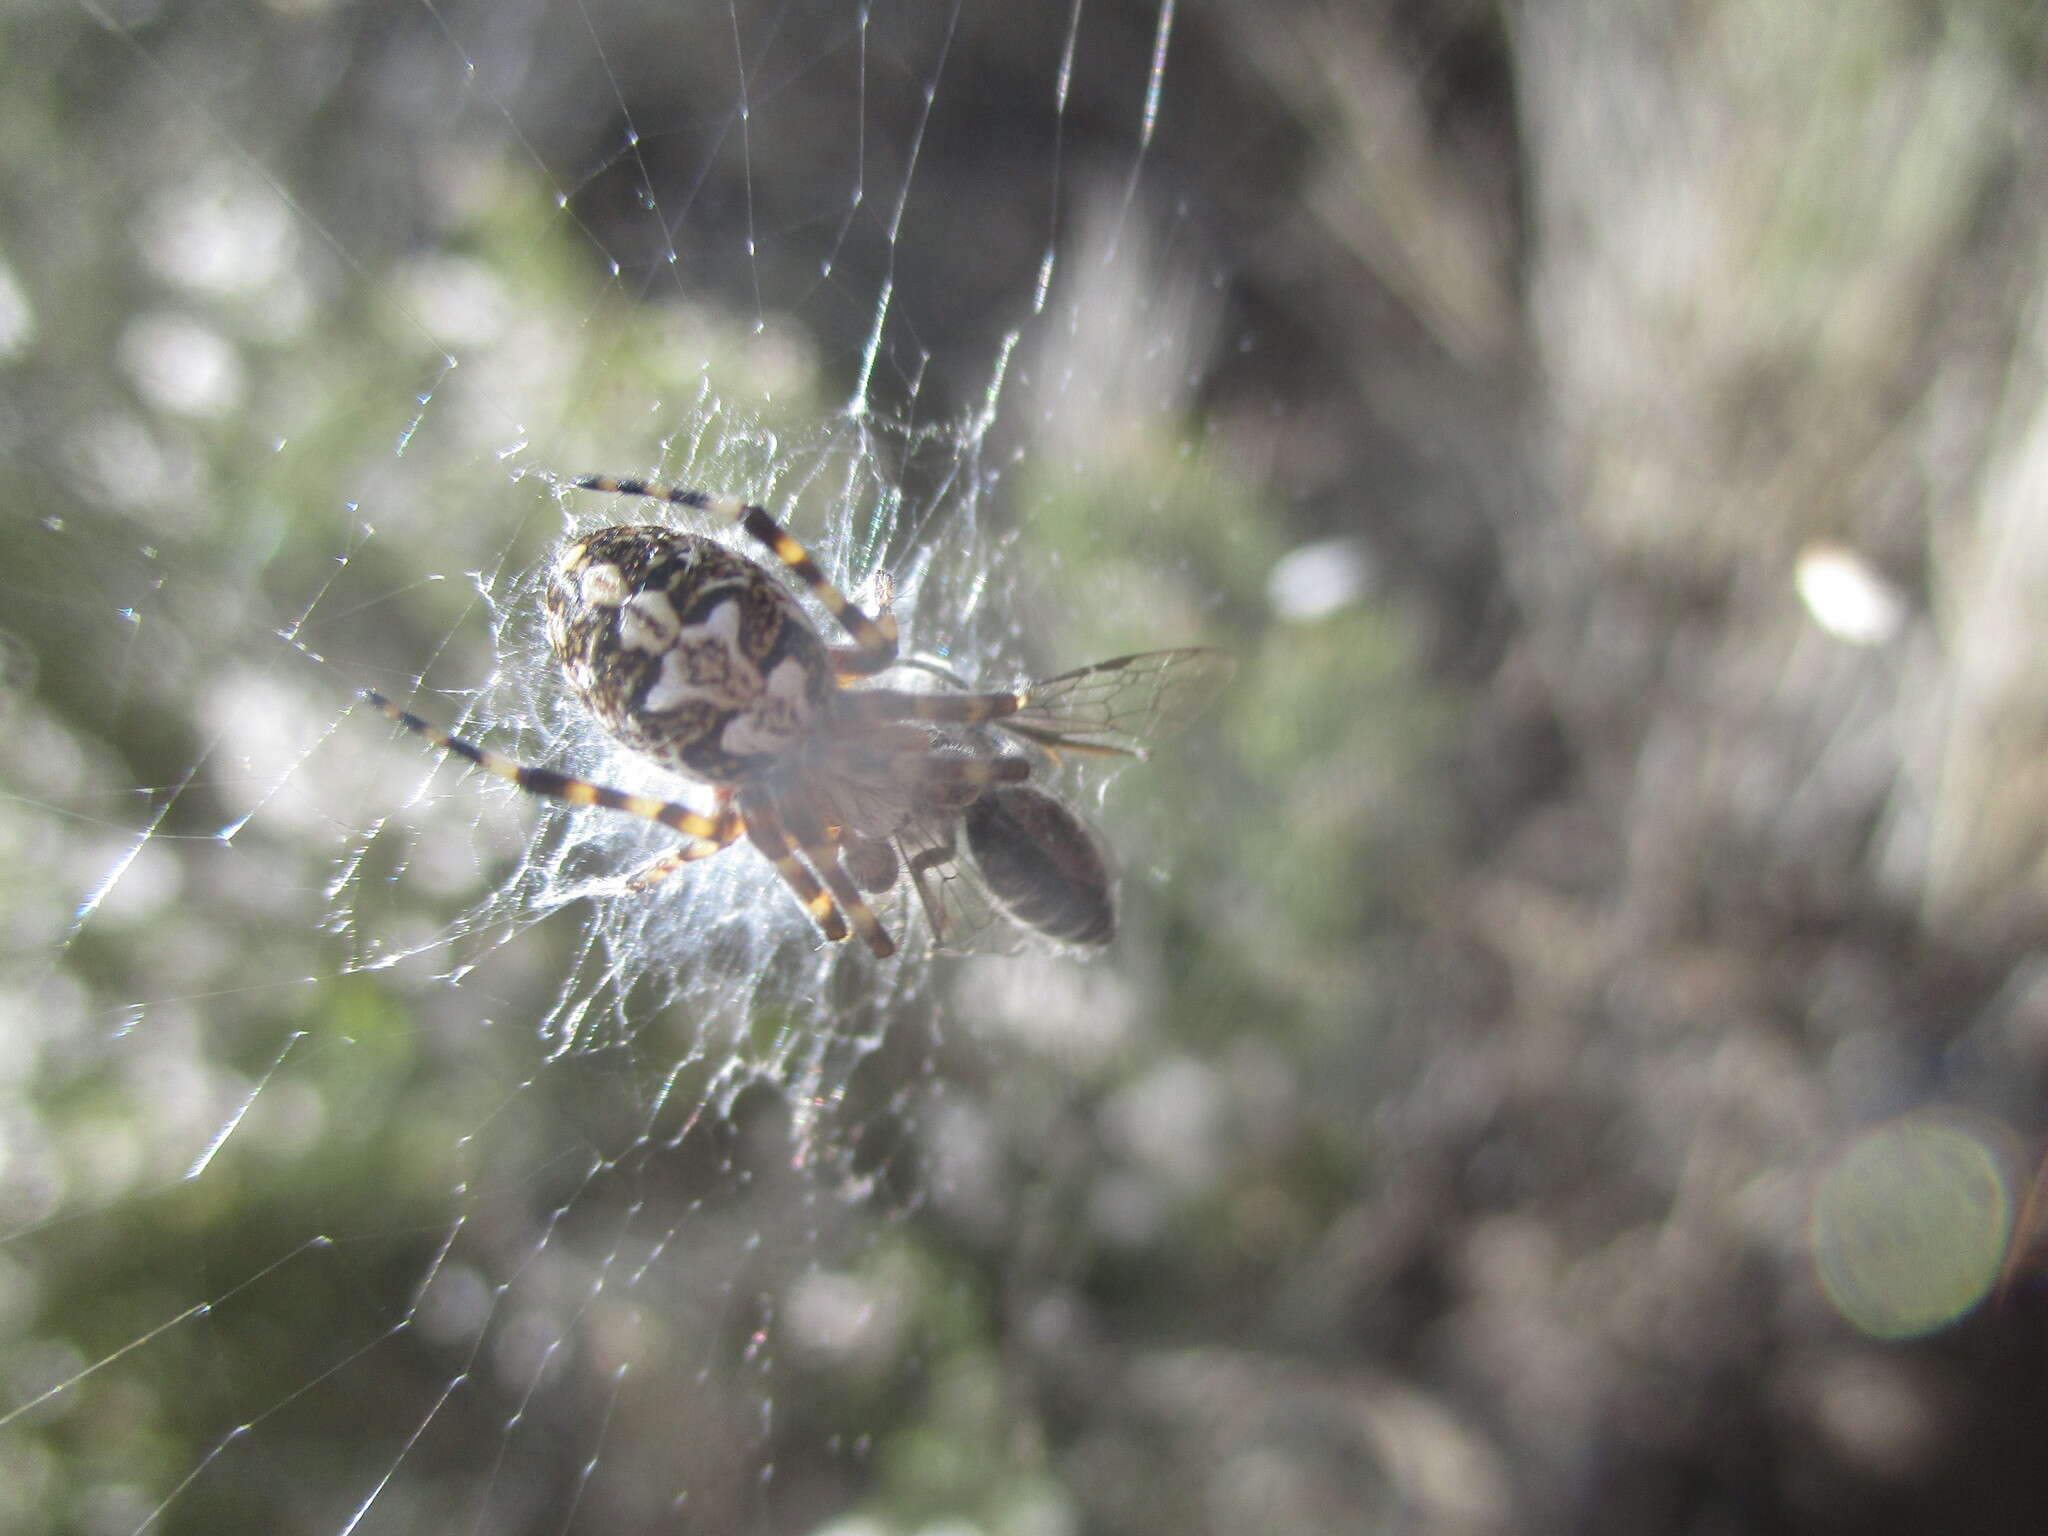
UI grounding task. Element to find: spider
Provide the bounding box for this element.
[365,475,1231,958]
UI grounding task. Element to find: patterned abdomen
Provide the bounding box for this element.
[545,525,834,783]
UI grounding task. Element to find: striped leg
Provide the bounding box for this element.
[913,753,1029,790]
[828,570,895,679]
[624,799,744,891]
[363,691,727,850]
[736,791,851,945]
[834,687,1025,728]
[768,791,899,960]
[805,838,896,960]
[574,475,899,672]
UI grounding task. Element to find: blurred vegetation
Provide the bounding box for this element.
[7,1,2048,1534]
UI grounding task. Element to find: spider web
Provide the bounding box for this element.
[19,4,2048,1534]
[5,1,1234,1531]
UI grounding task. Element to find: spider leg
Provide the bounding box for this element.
[834,686,1025,727]
[736,790,852,946]
[912,753,1029,789]
[810,845,896,958]
[575,475,899,672]
[363,691,727,847]
[623,801,745,892]
[992,723,1142,759]
[829,570,895,680]
[764,790,899,960]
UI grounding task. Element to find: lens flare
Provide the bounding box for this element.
[1811,1116,2012,1339]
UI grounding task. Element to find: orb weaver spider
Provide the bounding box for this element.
[365,476,1230,957]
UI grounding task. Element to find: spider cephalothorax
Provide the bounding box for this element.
[366,476,1231,958]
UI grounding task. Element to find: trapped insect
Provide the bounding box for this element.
[365,476,1232,957]
[832,654,1143,951]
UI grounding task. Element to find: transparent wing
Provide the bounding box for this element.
[878,810,1038,958]
[1004,647,1234,758]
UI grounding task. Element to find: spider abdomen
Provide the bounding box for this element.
[545,524,834,783]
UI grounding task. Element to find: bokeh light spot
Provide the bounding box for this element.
[1811,1118,2011,1340]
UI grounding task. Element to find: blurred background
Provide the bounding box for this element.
[6,0,2048,1532]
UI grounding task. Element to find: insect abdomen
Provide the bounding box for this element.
[964,784,1116,947]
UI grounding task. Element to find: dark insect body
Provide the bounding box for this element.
[963,783,1117,947]
[366,476,1231,957]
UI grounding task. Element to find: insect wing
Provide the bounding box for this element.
[1006,647,1234,758]
[878,810,1037,957]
